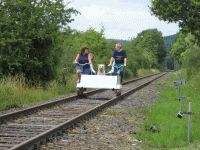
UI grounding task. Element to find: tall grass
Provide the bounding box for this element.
[0,75,76,110]
[137,72,200,149]
[190,71,200,90]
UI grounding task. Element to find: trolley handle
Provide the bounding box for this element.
[106,64,125,75]
[74,62,90,66]
[113,64,124,69]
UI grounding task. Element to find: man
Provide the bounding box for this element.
[108,43,127,83]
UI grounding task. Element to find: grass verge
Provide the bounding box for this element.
[137,72,200,149]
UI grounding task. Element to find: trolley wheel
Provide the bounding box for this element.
[115,89,121,96]
[77,88,87,98]
[77,88,83,97]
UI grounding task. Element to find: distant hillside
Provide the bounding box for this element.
[107,39,130,46]
[164,34,177,51]
[107,34,176,51]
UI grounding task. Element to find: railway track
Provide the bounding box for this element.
[0,73,166,150]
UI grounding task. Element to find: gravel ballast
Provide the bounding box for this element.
[40,74,168,150]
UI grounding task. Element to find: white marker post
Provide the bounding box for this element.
[188,102,192,144]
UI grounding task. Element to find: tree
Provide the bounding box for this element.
[171,32,187,65]
[0,0,78,82]
[180,33,200,76]
[133,29,166,68]
[151,0,200,44]
[164,34,177,51]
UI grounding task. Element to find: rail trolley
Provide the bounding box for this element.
[76,63,124,97]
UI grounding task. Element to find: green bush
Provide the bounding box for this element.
[0,0,78,82]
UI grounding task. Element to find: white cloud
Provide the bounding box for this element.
[68,0,179,40]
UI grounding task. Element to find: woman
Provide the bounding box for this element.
[74,47,96,82]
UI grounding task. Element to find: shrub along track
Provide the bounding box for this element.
[0,73,166,150]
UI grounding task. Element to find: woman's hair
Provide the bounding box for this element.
[80,47,89,55]
[89,53,95,62]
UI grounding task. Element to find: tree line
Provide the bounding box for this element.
[151,0,200,82]
[0,0,167,86]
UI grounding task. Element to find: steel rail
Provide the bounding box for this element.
[0,73,160,123]
[9,72,166,150]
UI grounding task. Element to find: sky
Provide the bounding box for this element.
[67,0,179,40]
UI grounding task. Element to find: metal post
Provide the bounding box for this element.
[188,102,192,144]
[181,96,186,113]
[177,86,180,103]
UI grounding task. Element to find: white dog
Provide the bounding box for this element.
[97,64,105,75]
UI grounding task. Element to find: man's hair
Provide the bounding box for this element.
[115,43,122,48]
